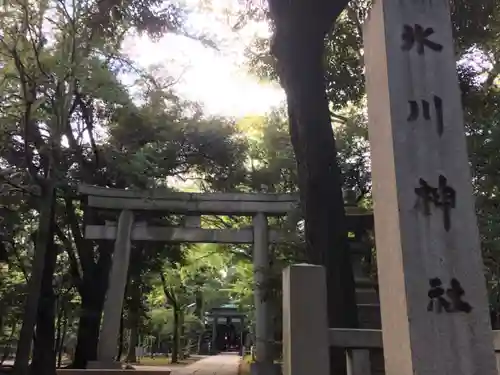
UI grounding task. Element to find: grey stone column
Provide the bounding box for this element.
[252,212,272,366]
[97,210,134,365]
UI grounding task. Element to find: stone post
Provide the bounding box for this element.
[96,210,134,367]
[252,212,273,371]
[240,316,246,356]
[346,350,371,375]
[282,264,329,375]
[211,315,217,354]
[364,1,496,375]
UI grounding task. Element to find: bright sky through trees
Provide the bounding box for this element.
[123,1,285,118]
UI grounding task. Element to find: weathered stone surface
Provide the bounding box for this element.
[97,210,134,363]
[253,213,273,369]
[282,265,330,375]
[78,184,373,226]
[58,371,170,375]
[85,225,295,244]
[346,349,370,375]
[85,361,122,369]
[250,363,281,375]
[364,1,496,375]
[328,328,383,349]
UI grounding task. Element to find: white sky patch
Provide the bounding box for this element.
[122,3,285,118]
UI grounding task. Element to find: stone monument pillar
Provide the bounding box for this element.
[364,1,497,375]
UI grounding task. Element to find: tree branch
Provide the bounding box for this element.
[159,271,178,310]
[63,197,92,275]
[54,224,83,292]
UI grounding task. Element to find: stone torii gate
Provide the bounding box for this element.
[78,184,374,372]
[78,184,299,370]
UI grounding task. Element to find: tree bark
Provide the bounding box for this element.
[72,246,112,368]
[1,322,18,365]
[179,310,185,359]
[126,277,141,363]
[31,235,58,375]
[269,3,358,373]
[117,313,125,361]
[126,324,139,363]
[14,182,56,375]
[171,308,180,364]
[55,296,64,367]
[58,312,68,368]
[197,332,204,355]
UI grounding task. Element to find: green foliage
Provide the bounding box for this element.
[240,105,370,201]
[460,60,500,316]
[156,246,233,311]
[148,309,202,337]
[1,0,500,372]
[0,0,250,370]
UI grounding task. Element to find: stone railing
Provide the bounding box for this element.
[282,264,500,375]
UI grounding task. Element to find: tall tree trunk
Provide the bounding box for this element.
[72,246,112,368]
[197,332,204,355]
[15,182,56,375]
[269,6,358,374]
[117,313,125,361]
[171,308,180,364]
[126,277,140,363]
[54,297,64,367]
[57,312,68,368]
[179,310,185,359]
[125,287,139,363]
[1,322,18,365]
[31,232,58,375]
[126,325,138,363]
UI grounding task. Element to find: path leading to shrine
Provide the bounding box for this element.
[173,353,240,375]
[134,353,241,375]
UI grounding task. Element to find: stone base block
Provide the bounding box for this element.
[57,370,171,375]
[250,362,281,375]
[86,361,122,369]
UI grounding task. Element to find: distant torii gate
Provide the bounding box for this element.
[77,184,372,373]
